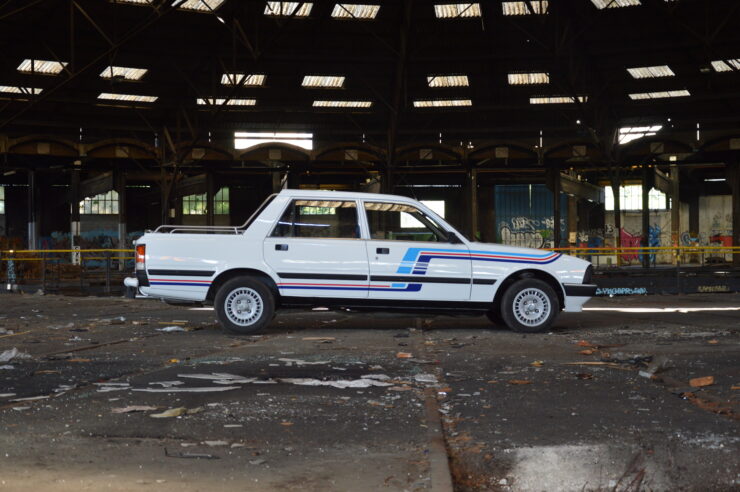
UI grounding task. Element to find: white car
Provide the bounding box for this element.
[125,189,596,334]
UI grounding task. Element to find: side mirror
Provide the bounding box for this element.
[446,231,463,244]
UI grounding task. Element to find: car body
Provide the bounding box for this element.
[124,189,596,333]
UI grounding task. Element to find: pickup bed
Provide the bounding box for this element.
[125,189,596,334]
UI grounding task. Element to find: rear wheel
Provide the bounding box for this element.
[215,276,275,334]
[500,278,559,333]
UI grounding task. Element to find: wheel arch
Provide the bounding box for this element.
[492,269,565,313]
[206,268,279,304]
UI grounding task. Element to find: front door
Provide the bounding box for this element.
[263,198,368,298]
[363,200,471,301]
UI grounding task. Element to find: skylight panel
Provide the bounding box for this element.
[627,65,674,79]
[530,96,587,104]
[302,75,346,88]
[508,72,550,85]
[177,0,225,12]
[0,86,43,95]
[331,4,380,19]
[434,3,481,18]
[427,75,469,88]
[619,125,663,144]
[264,2,314,17]
[235,131,314,151]
[711,59,740,72]
[197,98,257,106]
[590,0,640,9]
[100,66,148,81]
[98,92,158,103]
[502,1,548,15]
[111,0,153,4]
[413,99,472,107]
[629,90,690,100]
[17,59,67,75]
[312,100,372,108]
[220,73,266,86]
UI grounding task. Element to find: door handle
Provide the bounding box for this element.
[376,247,389,254]
[275,244,289,251]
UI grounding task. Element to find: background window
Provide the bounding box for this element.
[365,202,446,242]
[79,190,119,214]
[183,193,207,215]
[271,200,358,238]
[604,185,667,211]
[214,187,230,215]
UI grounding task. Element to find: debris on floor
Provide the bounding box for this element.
[112,405,159,414]
[150,407,188,418]
[0,348,32,363]
[689,376,715,388]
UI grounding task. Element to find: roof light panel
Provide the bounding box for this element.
[313,100,372,108]
[98,92,158,103]
[17,59,67,75]
[427,75,469,88]
[508,72,550,85]
[177,0,225,12]
[331,4,380,19]
[627,65,675,79]
[197,98,257,106]
[100,66,148,81]
[502,1,548,15]
[590,0,640,9]
[629,90,690,100]
[413,99,472,107]
[0,86,43,95]
[111,0,153,4]
[530,96,587,104]
[220,73,266,86]
[264,2,314,17]
[302,75,346,88]
[711,59,740,72]
[434,3,481,18]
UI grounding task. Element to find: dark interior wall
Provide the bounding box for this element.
[230,179,273,226]
[4,185,28,241]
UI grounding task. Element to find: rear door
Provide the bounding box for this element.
[362,200,472,301]
[263,198,368,299]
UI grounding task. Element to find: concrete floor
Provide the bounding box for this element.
[0,293,738,491]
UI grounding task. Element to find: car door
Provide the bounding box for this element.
[263,198,368,299]
[362,200,471,301]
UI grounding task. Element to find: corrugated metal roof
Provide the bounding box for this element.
[177,0,225,12]
[100,66,148,81]
[220,73,266,86]
[530,96,587,104]
[427,75,469,88]
[434,3,481,18]
[197,98,257,106]
[264,2,314,17]
[0,86,43,95]
[98,92,158,103]
[711,59,740,72]
[508,72,550,85]
[302,75,346,88]
[313,100,372,108]
[414,99,472,107]
[591,0,641,9]
[17,59,67,75]
[626,65,674,79]
[629,90,690,100]
[502,1,548,16]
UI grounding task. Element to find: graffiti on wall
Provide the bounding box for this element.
[499,216,555,249]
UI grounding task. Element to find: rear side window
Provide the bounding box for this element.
[271,200,359,239]
[364,201,447,242]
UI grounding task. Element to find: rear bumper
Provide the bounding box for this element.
[124,277,138,288]
[563,283,597,297]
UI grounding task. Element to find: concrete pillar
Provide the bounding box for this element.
[670,163,680,264]
[206,172,215,227]
[70,169,81,264]
[641,164,650,268]
[728,158,740,267]
[116,170,127,270]
[467,165,478,240]
[568,195,578,247]
[27,170,38,250]
[551,167,562,248]
[479,184,495,243]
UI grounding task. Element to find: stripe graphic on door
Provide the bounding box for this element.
[396,248,561,275]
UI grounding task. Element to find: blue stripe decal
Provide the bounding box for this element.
[280,284,422,292]
[150,281,211,287]
[399,247,561,274]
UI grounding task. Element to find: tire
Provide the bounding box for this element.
[500,278,559,333]
[214,276,275,334]
[485,309,505,326]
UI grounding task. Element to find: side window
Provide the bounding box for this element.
[271,200,359,239]
[364,202,447,242]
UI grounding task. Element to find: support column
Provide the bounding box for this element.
[728,157,740,267]
[27,170,38,250]
[70,168,81,264]
[551,167,562,248]
[568,195,578,247]
[206,171,215,227]
[116,170,127,270]
[670,163,680,264]
[479,184,495,243]
[641,164,651,268]
[467,165,478,240]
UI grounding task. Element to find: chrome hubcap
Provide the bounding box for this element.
[512,288,550,327]
[225,287,263,326]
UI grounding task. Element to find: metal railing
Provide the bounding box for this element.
[1,248,134,295]
[548,245,740,268]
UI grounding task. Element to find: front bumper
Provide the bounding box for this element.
[563,284,598,297]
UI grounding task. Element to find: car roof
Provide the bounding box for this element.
[277,188,419,203]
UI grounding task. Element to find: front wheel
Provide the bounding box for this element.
[500,278,559,333]
[215,276,275,334]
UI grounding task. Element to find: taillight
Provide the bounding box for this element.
[135,244,146,270]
